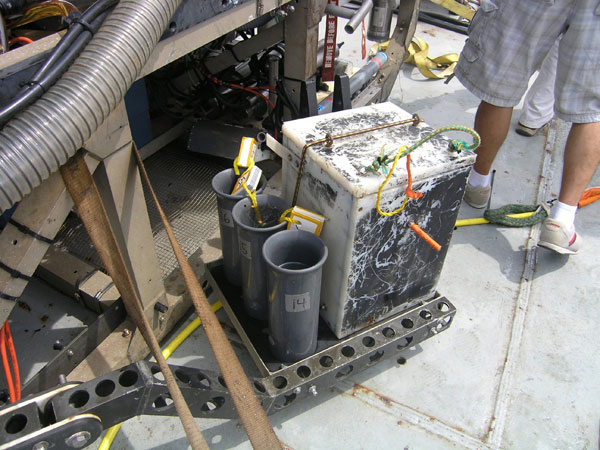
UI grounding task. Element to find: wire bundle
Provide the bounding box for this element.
[0,320,20,404]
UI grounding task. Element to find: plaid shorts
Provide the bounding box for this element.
[455,0,600,123]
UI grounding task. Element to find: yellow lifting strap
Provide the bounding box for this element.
[428,0,476,20]
[404,37,459,80]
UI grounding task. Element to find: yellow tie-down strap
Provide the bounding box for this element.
[405,37,459,80]
[428,0,476,20]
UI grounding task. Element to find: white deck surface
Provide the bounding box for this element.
[4,15,599,450]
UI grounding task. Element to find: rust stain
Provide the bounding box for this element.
[352,383,395,408]
[359,316,376,329]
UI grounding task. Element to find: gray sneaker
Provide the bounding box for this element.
[538,218,582,255]
[464,183,491,209]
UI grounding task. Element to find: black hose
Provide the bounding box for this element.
[0,0,118,125]
[31,0,119,83]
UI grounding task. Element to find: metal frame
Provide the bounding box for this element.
[0,264,455,449]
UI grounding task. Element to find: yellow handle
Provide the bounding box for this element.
[455,211,535,227]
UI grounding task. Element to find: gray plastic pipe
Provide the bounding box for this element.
[0,0,182,212]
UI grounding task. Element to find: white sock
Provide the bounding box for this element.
[468,168,491,188]
[549,201,577,226]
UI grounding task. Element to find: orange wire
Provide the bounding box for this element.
[8,37,34,48]
[0,323,16,403]
[209,75,276,110]
[4,322,20,401]
[405,154,423,199]
[410,223,441,252]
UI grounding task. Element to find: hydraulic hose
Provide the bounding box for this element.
[0,8,113,126]
[0,0,183,212]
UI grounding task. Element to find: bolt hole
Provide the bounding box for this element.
[419,310,432,320]
[119,370,138,387]
[175,370,191,385]
[152,394,174,411]
[368,350,384,365]
[274,393,296,409]
[401,319,413,329]
[438,302,450,312]
[218,376,227,388]
[397,336,413,349]
[196,373,211,389]
[341,346,355,357]
[296,366,311,378]
[151,366,165,381]
[254,380,266,394]
[168,22,177,33]
[319,355,333,368]
[273,376,288,389]
[382,327,395,338]
[69,390,90,409]
[362,336,375,347]
[335,365,353,378]
[201,397,225,412]
[441,316,452,326]
[12,240,18,246]
[5,414,27,434]
[397,357,407,365]
[95,380,115,397]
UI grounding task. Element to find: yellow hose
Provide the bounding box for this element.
[455,211,535,227]
[98,300,223,449]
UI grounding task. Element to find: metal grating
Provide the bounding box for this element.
[54,145,229,279]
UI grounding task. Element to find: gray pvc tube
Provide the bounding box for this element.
[232,194,288,321]
[263,230,328,363]
[0,0,182,213]
[211,168,266,286]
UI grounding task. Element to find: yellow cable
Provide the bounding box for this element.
[98,300,223,449]
[455,211,535,227]
[376,146,411,216]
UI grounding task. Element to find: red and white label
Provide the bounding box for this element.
[322,0,338,82]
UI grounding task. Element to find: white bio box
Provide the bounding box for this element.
[280,103,475,338]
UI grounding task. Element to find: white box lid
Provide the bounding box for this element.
[282,102,476,198]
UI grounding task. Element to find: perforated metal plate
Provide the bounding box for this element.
[54,146,228,279]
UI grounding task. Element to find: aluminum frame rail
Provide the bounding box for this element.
[0,291,455,450]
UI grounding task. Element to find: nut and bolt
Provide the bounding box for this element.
[292,387,301,395]
[122,328,131,338]
[33,441,50,450]
[308,385,318,397]
[66,350,74,358]
[65,431,91,449]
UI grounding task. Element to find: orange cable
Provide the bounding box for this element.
[8,37,34,48]
[410,223,441,252]
[404,154,423,200]
[0,322,16,403]
[4,322,20,401]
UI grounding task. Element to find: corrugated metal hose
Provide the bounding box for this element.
[0,0,183,212]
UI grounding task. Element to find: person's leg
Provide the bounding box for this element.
[473,101,514,175]
[464,101,514,208]
[517,40,559,134]
[538,122,600,255]
[558,122,600,206]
